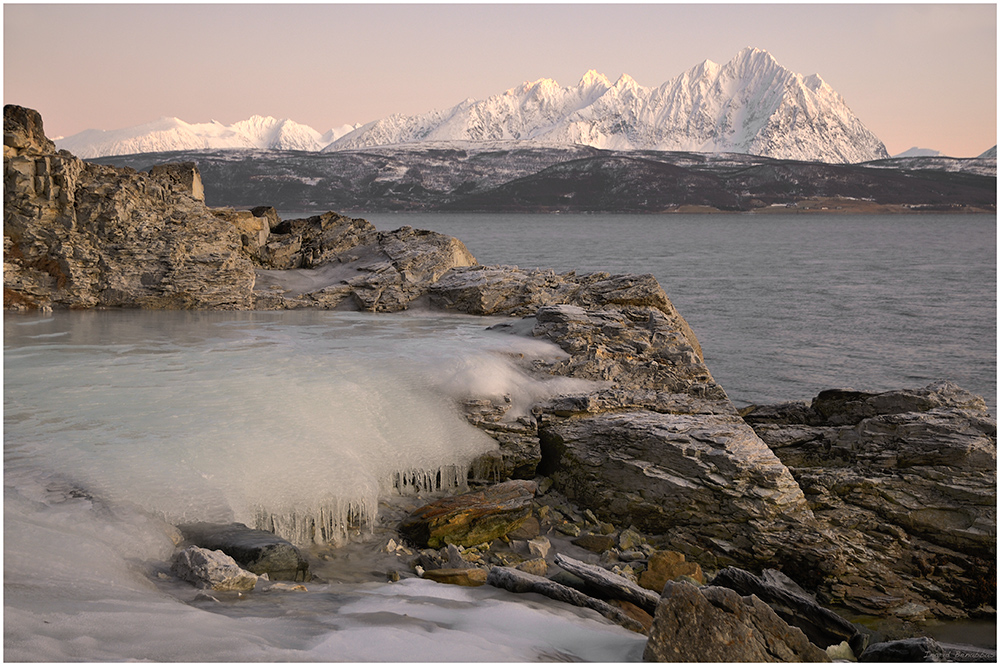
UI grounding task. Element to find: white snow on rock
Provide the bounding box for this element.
[326,48,889,163]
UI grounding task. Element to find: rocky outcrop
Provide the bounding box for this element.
[254,222,477,312]
[4,104,475,313]
[712,567,868,654]
[4,105,256,310]
[742,382,996,619]
[643,580,831,662]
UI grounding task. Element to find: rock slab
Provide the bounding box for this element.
[712,566,867,654]
[643,580,831,662]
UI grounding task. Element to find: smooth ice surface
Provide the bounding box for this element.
[4,310,588,544]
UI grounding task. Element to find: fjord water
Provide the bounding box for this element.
[4,213,995,660]
[363,212,997,414]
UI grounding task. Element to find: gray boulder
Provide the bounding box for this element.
[553,553,661,615]
[171,546,258,591]
[177,522,309,581]
[643,580,830,662]
[486,565,646,634]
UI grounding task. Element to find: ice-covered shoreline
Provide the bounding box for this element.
[5,104,996,661]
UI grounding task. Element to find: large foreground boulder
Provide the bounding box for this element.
[643,580,830,662]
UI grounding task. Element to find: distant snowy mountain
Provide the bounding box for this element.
[893,147,943,158]
[978,146,997,159]
[327,48,888,163]
[56,47,887,163]
[56,116,359,159]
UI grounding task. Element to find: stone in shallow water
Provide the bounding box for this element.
[177,522,309,581]
[859,637,945,662]
[171,546,258,592]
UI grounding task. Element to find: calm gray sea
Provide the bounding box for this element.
[359,212,997,414]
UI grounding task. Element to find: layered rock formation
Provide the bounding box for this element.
[4,106,255,310]
[643,580,831,662]
[742,382,997,619]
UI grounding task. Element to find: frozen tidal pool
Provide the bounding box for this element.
[4,309,643,661]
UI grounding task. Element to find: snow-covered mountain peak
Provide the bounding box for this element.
[731,46,778,68]
[57,47,889,163]
[801,73,830,93]
[579,69,611,88]
[612,73,640,90]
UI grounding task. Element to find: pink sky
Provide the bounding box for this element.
[4,3,996,157]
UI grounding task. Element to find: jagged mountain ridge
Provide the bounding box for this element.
[329,48,888,163]
[59,48,889,163]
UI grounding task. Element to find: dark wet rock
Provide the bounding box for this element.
[397,479,537,548]
[486,565,646,634]
[177,522,309,581]
[643,580,831,662]
[553,553,661,615]
[712,566,868,654]
[171,545,258,592]
[859,637,946,662]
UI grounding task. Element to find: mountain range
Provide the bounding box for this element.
[59,48,892,163]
